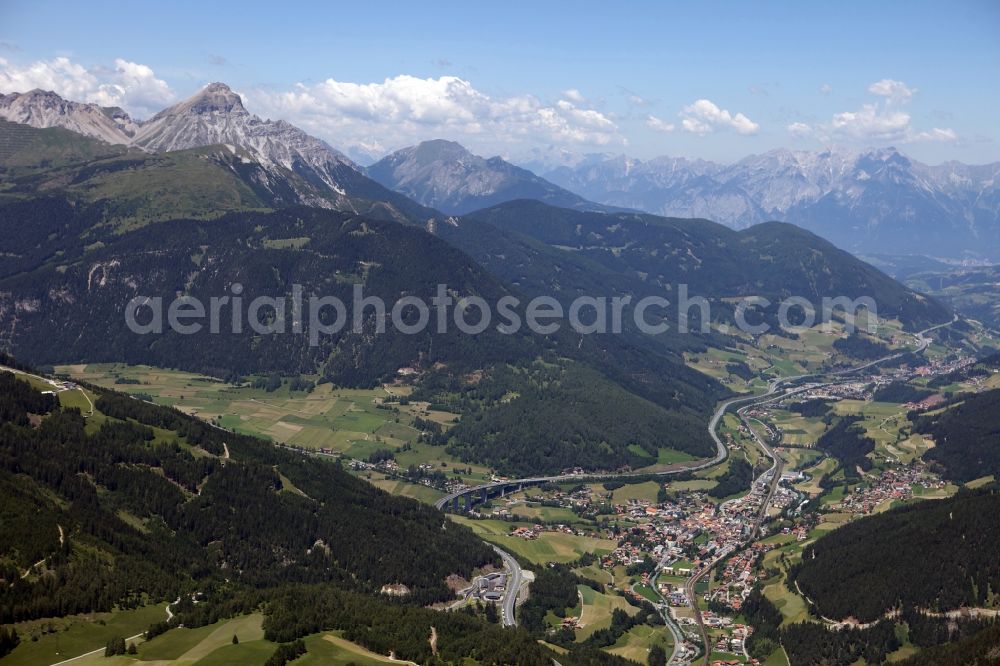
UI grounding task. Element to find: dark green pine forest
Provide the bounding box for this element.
[791,487,1000,623]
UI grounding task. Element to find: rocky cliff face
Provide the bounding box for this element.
[0,89,140,144]
[0,84,434,221]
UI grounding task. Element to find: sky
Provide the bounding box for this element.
[1,0,998,166]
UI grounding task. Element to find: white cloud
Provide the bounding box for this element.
[620,87,652,108]
[830,104,912,141]
[252,74,621,156]
[787,122,813,138]
[790,79,956,145]
[646,114,675,133]
[820,83,833,95]
[868,78,915,104]
[0,56,174,117]
[910,127,958,142]
[679,99,759,135]
[562,88,586,104]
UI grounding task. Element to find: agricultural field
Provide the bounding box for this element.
[136,613,266,664]
[295,632,413,666]
[57,364,432,454]
[605,624,672,662]
[760,544,811,626]
[5,604,167,666]
[793,457,837,497]
[54,364,507,496]
[448,516,617,565]
[768,410,827,447]
[513,504,583,524]
[775,447,823,472]
[689,316,901,390]
[574,585,639,641]
[827,399,929,465]
[669,478,717,492]
[6,610,404,666]
[573,563,615,588]
[764,648,791,666]
[610,481,662,504]
[367,475,446,504]
[684,345,762,393]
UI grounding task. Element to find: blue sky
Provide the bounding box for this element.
[1,0,998,164]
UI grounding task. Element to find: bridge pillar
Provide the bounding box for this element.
[481,488,489,504]
[450,497,460,513]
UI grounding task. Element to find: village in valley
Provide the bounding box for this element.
[55,321,1000,666]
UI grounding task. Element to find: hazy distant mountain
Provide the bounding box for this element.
[367,139,617,215]
[541,148,1000,260]
[0,84,437,222]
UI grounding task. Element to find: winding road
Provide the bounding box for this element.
[492,545,523,627]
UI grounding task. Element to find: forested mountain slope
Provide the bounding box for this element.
[913,389,1000,483]
[0,205,724,474]
[0,369,496,618]
[454,200,949,330]
[791,487,1000,623]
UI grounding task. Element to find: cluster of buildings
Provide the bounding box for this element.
[709,543,773,612]
[767,484,802,514]
[834,466,944,516]
[510,526,540,540]
[347,457,398,473]
[612,493,750,569]
[468,572,507,603]
[912,355,976,378]
[707,618,751,657]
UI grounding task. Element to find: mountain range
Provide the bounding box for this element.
[0,84,435,223]
[5,84,998,260]
[366,139,616,214]
[366,140,1000,261]
[537,149,1000,260]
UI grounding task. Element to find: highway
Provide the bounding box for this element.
[431,313,955,516]
[649,555,691,666]
[492,545,523,627]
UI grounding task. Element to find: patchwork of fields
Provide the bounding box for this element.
[9,610,406,666]
[53,364,526,501]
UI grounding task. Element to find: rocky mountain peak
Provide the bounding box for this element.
[151,82,246,120]
[410,139,475,163]
[367,139,610,215]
